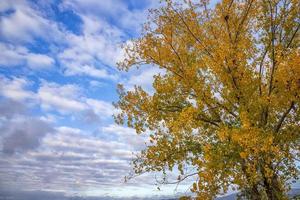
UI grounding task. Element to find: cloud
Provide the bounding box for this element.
[0,125,139,193]
[0,99,26,119]
[0,1,61,71]
[63,64,117,80]
[89,80,106,88]
[101,124,148,150]
[38,81,87,113]
[56,1,156,81]
[58,17,123,80]
[62,0,127,18]
[0,99,53,155]
[26,53,55,69]
[0,0,63,44]
[0,189,181,200]
[0,43,54,69]
[0,77,115,122]
[37,81,115,120]
[85,99,115,118]
[61,0,155,33]
[80,109,101,123]
[0,88,179,199]
[0,77,89,114]
[0,0,185,198]
[122,66,165,93]
[1,118,53,155]
[0,76,35,101]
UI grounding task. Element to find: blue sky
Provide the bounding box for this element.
[0,0,193,199]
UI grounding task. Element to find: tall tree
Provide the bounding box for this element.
[115,0,300,199]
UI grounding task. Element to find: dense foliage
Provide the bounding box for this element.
[115,0,300,199]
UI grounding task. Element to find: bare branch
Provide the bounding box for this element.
[162,172,199,185]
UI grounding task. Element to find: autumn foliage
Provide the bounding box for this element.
[115,0,300,199]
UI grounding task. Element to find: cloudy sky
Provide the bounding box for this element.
[0,0,192,199]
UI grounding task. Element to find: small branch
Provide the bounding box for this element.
[286,23,300,48]
[170,6,216,62]
[268,0,277,96]
[224,14,233,43]
[258,45,270,96]
[162,172,199,185]
[274,101,295,133]
[148,54,184,79]
[197,115,221,127]
[216,101,238,118]
[234,0,254,43]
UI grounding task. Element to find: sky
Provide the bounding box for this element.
[1,1,300,199]
[0,0,193,199]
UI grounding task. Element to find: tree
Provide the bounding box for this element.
[115,0,300,199]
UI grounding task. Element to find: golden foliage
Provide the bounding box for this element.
[115,0,300,199]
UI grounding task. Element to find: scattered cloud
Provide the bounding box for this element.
[0,123,137,193]
[0,76,35,101]
[89,80,106,88]
[0,43,54,69]
[0,99,53,155]
[37,81,116,119]
[58,17,123,80]
[0,0,178,198]
[85,98,115,118]
[1,118,53,155]
[0,0,63,44]
[0,77,115,120]
[102,124,148,150]
[38,81,87,113]
[63,64,117,80]
[61,0,151,33]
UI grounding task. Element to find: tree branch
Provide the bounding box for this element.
[286,22,300,48]
[197,114,221,127]
[162,172,199,185]
[258,45,270,96]
[274,101,295,133]
[170,6,216,62]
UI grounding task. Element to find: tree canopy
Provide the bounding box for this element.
[115,0,300,199]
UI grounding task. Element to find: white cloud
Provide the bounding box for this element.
[0,43,25,66]
[102,124,148,150]
[61,0,157,33]
[62,0,126,16]
[56,126,83,135]
[0,77,115,121]
[0,7,44,42]
[38,82,87,113]
[0,100,155,195]
[36,81,116,120]
[123,66,165,93]
[39,114,58,123]
[58,17,123,80]
[56,1,153,80]
[0,76,35,101]
[0,43,54,69]
[0,0,63,44]
[89,80,105,88]
[85,99,115,118]
[0,1,199,197]
[64,64,117,80]
[0,124,134,192]
[0,121,182,198]
[26,53,55,69]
